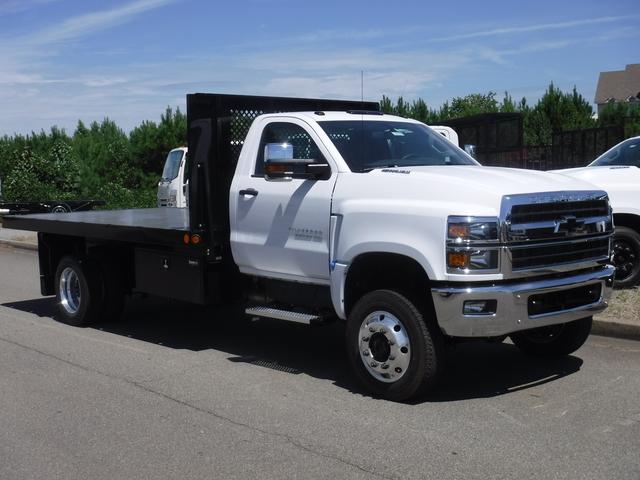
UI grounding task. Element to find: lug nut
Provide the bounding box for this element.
[362,336,370,342]
[370,362,379,368]
[395,367,402,373]
[362,350,370,357]
[381,364,389,370]
[369,326,376,332]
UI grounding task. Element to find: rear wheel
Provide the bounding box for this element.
[346,290,444,401]
[612,226,640,288]
[54,256,103,326]
[510,317,592,356]
[51,204,70,213]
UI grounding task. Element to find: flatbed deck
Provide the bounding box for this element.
[2,208,191,247]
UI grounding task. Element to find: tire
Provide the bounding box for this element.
[345,290,444,401]
[51,204,70,213]
[612,226,640,288]
[510,317,592,356]
[54,256,103,326]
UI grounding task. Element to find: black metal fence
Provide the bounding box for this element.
[441,113,625,171]
[549,125,624,169]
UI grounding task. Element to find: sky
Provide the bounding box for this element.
[0,0,637,136]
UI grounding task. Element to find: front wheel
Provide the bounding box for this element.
[612,226,640,288]
[346,290,444,401]
[510,317,592,356]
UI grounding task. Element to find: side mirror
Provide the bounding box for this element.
[464,144,477,158]
[265,143,294,161]
[264,143,330,180]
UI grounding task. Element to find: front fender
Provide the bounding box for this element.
[329,212,444,319]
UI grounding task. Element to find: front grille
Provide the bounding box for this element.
[528,283,602,316]
[510,199,609,224]
[503,191,612,274]
[511,237,610,270]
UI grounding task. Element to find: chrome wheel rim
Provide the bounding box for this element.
[358,310,410,383]
[59,267,81,314]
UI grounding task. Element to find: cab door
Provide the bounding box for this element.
[230,119,336,283]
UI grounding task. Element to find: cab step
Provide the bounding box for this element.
[245,306,329,325]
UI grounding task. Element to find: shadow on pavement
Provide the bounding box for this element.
[3,296,583,402]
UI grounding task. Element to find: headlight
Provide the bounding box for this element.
[447,216,500,273]
[448,216,499,243]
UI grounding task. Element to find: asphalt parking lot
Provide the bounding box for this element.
[1,246,639,480]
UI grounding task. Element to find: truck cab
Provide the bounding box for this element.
[157,147,188,208]
[429,125,459,146]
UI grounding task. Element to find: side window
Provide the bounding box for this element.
[182,151,190,184]
[255,122,325,176]
[623,141,640,166]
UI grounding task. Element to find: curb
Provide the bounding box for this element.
[592,319,640,342]
[0,239,38,251]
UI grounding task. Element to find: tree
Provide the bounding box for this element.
[130,106,187,174]
[500,92,517,113]
[73,118,132,197]
[3,148,58,201]
[530,83,595,142]
[380,95,394,114]
[598,102,640,137]
[409,98,429,123]
[449,92,498,118]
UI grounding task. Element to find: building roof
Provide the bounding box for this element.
[595,64,640,104]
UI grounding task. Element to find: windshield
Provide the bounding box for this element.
[589,137,640,167]
[161,149,184,181]
[318,120,477,172]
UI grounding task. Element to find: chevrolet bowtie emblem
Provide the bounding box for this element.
[554,215,585,234]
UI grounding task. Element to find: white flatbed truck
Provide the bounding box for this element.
[4,93,615,401]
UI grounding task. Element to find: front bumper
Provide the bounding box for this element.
[431,265,615,337]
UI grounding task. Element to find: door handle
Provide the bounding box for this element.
[239,188,259,197]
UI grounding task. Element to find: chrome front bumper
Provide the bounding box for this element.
[431,265,615,337]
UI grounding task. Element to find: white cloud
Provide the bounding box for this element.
[26,0,179,45]
[0,0,59,16]
[433,15,640,42]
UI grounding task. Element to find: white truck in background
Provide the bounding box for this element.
[554,136,640,287]
[157,146,188,208]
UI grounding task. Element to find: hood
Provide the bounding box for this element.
[395,165,597,195]
[552,165,637,183]
[334,165,604,218]
[553,165,640,212]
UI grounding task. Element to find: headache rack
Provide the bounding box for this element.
[186,93,379,245]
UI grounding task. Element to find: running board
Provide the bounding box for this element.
[245,306,326,325]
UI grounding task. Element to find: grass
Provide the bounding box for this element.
[595,287,640,326]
